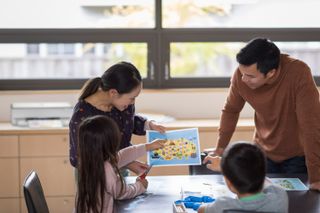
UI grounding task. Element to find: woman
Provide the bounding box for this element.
[69,61,165,175]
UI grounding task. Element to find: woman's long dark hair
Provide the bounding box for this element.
[79,61,142,100]
[76,115,125,213]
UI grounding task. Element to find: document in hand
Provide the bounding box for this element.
[147,128,201,166]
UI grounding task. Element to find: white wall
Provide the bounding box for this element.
[0,89,254,122]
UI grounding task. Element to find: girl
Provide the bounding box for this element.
[76,115,164,213]
[69,61,165,175]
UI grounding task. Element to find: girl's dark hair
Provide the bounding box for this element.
[221,142,266,194]
[236,38,280,75]
[76,115,124,213]
[79,61,142,100]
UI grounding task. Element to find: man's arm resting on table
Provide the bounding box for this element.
[203,147,224,157]
[310,181,320,191]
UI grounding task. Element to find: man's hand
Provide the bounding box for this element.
[149,121,166,134]
[203,156,222,172]
[203,147,224,157]
[310,181,320,191]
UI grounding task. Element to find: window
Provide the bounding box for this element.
[0,0,319,90]
[162,0,320,28]
[0,43,147,80]
[169,41,320,78]
[26,44,40,55]
[170,42,242,78]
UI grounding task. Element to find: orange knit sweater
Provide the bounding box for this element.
[217,54,320,183]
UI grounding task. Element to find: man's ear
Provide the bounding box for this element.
[266,69,276,79]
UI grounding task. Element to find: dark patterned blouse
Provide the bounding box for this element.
[69,100,146,167]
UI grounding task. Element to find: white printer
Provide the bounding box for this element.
[11,102,73,127]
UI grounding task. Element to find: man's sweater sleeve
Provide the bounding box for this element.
[217,70,246,149]
[295,62,320,183]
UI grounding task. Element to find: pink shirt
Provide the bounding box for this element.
[103,144,147,212]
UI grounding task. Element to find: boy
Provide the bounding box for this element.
[198,142,288,213]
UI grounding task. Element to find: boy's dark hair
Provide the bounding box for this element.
[221,142,266,194]
[236,38,280,75]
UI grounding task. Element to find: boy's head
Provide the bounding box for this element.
[221,142,266,194]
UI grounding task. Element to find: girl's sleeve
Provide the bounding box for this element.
[116,181,146,200]
[106,163,146,200]
[117,144,146,168]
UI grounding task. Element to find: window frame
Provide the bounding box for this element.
[161,28,320,88]
[0,0,320,90]
[0,29,158,90]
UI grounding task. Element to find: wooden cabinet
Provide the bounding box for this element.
[0,198,20,213]
[20,196,75,213]
[0,119,254,212]
[19,134,68,157]
[19,134,75,213]
[0,136,20,213]
[0,158,19,197]
[0,136,18,157]
[0,129,75,213]
[20,157,75,197]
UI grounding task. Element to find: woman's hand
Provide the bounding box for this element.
[145,139,166,151]
[149,121,166,134]
[136,176,148,189]
[203,156,222,172]
[126,160,149,175]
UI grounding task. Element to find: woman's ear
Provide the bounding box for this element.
[109,89,119,98]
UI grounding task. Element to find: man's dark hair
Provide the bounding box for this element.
[221,142,266,194]
[236,38,280,75]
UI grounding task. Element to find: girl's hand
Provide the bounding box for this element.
[136,176,148,189]
[149,121,166,134]
[145,139,166,151]
[203,156,222,172]
[127,161,149,175]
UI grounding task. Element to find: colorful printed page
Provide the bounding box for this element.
[269,178,308,191]
[147,128,201,166]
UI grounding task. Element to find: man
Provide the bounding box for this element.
[205,38,320,190]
